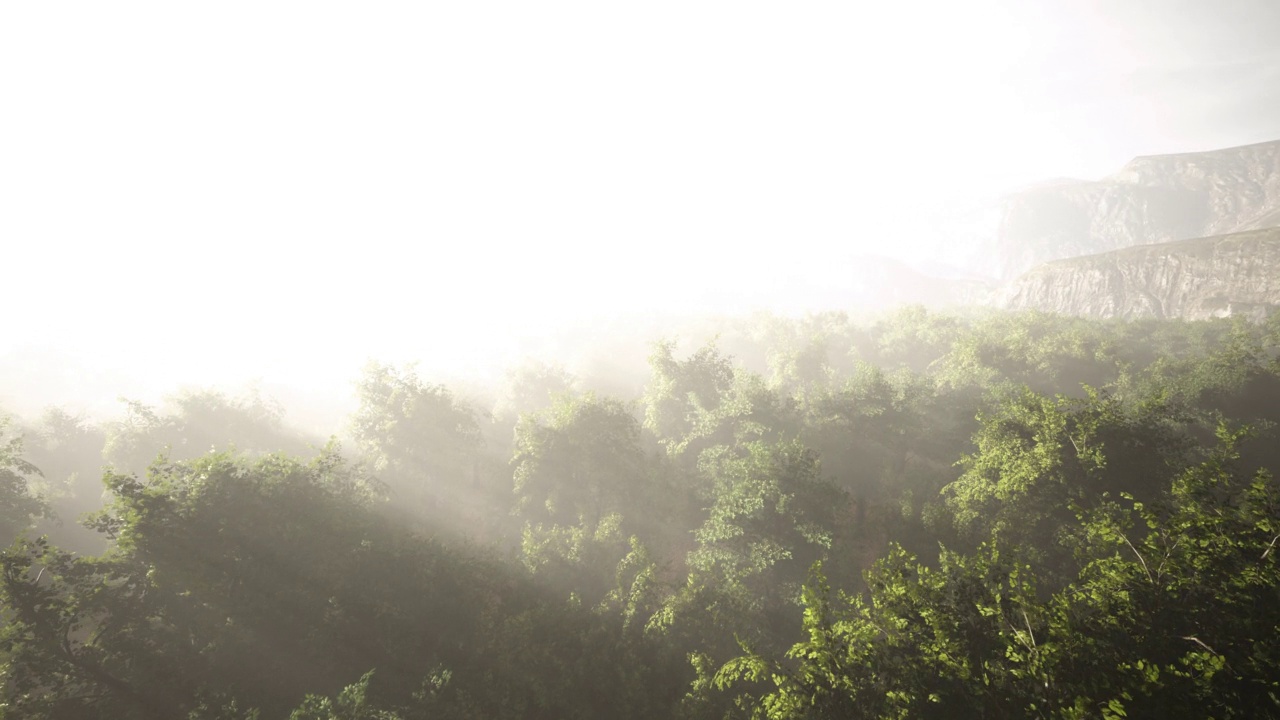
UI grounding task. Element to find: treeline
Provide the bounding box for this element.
[2,308,1279,719]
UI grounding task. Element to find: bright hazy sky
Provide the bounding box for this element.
[3,0,1280,413]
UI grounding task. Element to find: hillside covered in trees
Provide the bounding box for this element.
[3,307,1280,719]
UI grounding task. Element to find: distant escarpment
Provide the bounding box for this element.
[942,139,1280,279]
[993,227,1280,320]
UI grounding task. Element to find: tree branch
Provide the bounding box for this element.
[1120,532,1153,584]
[1181,635,1218,656]
[1261,533,1280,561]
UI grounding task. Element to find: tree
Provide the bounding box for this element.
[654,439,846,701]
[0,447,400,719]
[511,394,677,606]
[25,408,110,553]
[0,417,47,543]
[719,424,1280,720]
[642,340,736,456]
[103,390,313,476]
[689,440,839,607]
[492,360,578,424]
[1046,423,1280,718]
[944,386,1186,576]
[350,363,487,530]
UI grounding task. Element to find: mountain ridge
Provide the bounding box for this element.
[939,138,1280,280]
[992,226,1280,320]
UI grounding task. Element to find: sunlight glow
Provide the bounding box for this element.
[2,0,1276,413]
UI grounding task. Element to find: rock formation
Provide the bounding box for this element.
[947,139,1280,280]
[993,227,1280,320]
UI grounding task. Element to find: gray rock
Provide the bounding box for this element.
[992,227,1280,320]
[946,139,1280,280]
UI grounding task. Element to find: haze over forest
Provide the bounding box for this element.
[3,2,1280,719]
[5,0,1280,420]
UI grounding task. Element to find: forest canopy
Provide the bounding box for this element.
[2,308,1279,719]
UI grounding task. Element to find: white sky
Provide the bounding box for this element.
[3,0,1279,415]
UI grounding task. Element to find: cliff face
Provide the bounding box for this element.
[977,140,1280,279]
[992,227,1280,320]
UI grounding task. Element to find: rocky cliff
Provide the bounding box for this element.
[963,139,1280,279]
[992,227,1280,320]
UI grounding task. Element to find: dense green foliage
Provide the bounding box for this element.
[2,309,1278,718]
